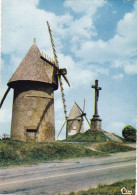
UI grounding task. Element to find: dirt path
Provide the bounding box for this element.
[103,132,123,143]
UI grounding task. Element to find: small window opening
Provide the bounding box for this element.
[26,129,37,142]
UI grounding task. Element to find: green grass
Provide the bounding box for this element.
[63,130,113,143]
[58,179,136,195]
[95,142,136,153]
[0,133,135,167]
[0,140,103,167]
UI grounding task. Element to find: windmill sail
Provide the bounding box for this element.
[75,102,91,128]
[0,87,10,109]
[46,21,59,68]
[46,21,70,135]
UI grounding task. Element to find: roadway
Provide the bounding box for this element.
[0,150,136,195]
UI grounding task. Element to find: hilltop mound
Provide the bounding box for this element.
[63,130,122,143]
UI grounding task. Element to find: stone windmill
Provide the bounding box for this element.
[0,22,70,142]
[57,100,90,139]
[67,102,84,136]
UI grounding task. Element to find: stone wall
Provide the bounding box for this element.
[11,82,55,142]
[67,119,84,137]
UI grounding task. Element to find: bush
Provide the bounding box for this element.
[122,125,136,142]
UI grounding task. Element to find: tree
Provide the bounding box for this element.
[2,134,10,140]
[122,125,136,142]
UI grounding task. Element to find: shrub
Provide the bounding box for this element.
[122,125,136,142]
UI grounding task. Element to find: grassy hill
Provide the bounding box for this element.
[63,130,115,142]
[0,130,135,167]
[0,140,103,167]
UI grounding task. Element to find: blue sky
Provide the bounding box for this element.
[0,0,137,139]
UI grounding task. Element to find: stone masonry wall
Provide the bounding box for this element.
[10,82,55,142]
[67,119,84,137]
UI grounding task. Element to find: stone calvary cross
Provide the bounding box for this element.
[91,80,102,118]
[90,80,102,131]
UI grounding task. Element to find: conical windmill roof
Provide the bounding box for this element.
[68,102,82,120]
[8,40,58,89]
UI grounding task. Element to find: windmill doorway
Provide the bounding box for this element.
[26,129,37,142]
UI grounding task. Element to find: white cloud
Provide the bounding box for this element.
[124,63,137,74]
[112,59,137,75]
[58,53,97,89]
[61,0,106,49]
[67,15,95,39]
[9,54,22,71]
[112,61,123,68]
[0,109,11,123]
[106,121,126,136]
[112,74,123,80]
[64,0,105,15]
[2,0,72,55]
[55,98,64,112]
[69,1,137,75]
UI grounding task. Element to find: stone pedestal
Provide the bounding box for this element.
[90,115,102,131]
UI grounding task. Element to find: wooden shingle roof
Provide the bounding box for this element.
[68,103,82,120]
[8,41,58,89]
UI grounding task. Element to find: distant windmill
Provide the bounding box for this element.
[0,22,70,142]
[57,99,90,139]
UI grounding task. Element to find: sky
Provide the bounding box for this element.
[0,0,137,139]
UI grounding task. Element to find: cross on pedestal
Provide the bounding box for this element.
[90,80,102,131]
[91,80,102,118]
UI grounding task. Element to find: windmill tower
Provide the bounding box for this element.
[67,102,84,136]
[57,100,90,139]
[0,22,70,142]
